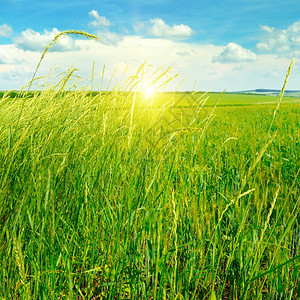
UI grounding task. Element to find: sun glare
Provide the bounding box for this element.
[144,86,156,98]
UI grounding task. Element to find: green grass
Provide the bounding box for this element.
[152,91,300,107]
[0,58,299,298]
[2,89,299,109]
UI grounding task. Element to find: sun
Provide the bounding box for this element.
[144,86,156,98]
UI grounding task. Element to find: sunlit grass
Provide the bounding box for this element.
[0,32,299,299]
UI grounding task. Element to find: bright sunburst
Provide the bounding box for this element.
[144,86,156,98]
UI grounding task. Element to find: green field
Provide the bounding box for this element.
[153,91,300,107]
[0,43,299,298]
[0,66,299,299]
[2,89,300,108]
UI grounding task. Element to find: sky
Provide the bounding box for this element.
[1,0,300,91]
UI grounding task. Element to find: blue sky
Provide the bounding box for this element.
[1,0,300,91]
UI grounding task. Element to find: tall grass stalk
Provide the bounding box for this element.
[0,52,299,299]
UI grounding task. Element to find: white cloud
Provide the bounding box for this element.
[0,36,298,92]
[176,51,190,57]
[133,22,146,34]
[213,43,257,63]
[0,65,32,90]
[95,30,123,46]
[257,20,300,56]
[0,48,13,64]
[0,24,13,37]
[89,10,111,27]
[88,10,123,46]
[13,28,81,52]
[0,45,23,64]
[147,18,194,39]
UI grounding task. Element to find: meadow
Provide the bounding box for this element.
[0,32,299,298]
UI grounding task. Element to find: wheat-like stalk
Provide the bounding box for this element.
[267,58,294,137]
[13,237,26,286]
[171,192,178,294]
[29,30,99,91]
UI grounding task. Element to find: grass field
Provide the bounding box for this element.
[152,91,300,107]
[1,90,299,107]
[0,58,299,299]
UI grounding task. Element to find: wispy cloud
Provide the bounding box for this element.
[176,51,190,57]
[212,43,257,63]
[0,37,296,92]
[0,45,23,64]
[13,28,81,52]
[0,48,14,64]
[88,10,112,27]
[146,18,195,40]
[0,65,32,90]
[257,20,300,57]
[88,10,123,46]
[0,10,298,92]
[0,24,13,37]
